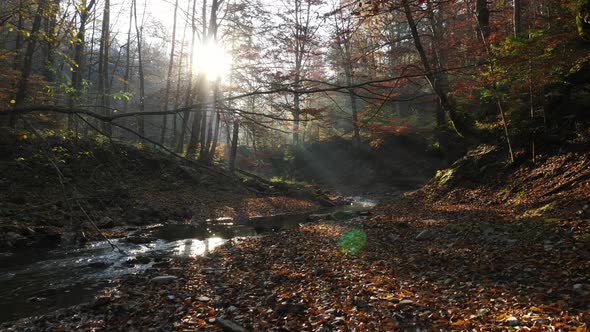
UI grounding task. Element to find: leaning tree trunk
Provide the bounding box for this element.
[401,0,464,137]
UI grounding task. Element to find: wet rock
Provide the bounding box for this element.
[214,317,247,332]
[226,305,238,313]
[196,296,211,302]
[125,235,155,244]
[124,256,151,266]
[358,210,372,216]
[27,296,46,303]
[149,275,179,285]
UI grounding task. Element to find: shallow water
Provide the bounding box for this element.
[0,197,376,323]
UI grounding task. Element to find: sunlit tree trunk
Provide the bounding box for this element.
[197,0,210,160]
[208,80,221,162]
[187,77,205,158]
[177,0,198,153]
[201,0,223,160]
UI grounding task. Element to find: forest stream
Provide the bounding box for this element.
[0,196,378,323]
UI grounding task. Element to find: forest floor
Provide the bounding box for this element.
[2,144,589,331]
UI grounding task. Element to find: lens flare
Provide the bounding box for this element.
[338,229,367,255]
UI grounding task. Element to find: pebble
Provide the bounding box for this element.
[505,316,520,326]
[398,299,414,305]
[196,296,211,302]
[532,318,549,325]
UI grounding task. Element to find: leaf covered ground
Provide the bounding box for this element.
[2,145,589,331]
[5,195,589,331]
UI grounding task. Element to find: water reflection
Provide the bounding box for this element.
[174,237,225,257]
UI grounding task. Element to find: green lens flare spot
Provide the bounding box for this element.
[338,229,367,255]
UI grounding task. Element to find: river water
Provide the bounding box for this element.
[0,197,377,323]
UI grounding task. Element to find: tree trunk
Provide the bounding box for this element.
[42,0,59,86]
[97,0,111,136]
[350,91,360,145]
[292,92,300,145]
[160,0,179,145]
[497,100,515,163]
[476,0,490,40]
[208,82,222,163]
[401,0,464,137]
[10,0,46,126]
[228,119,239,173]
[176,0,198,153]
[12,0,24,70]
[133,0,145,137]
[209,111,221,163]
[123,0,133,116]
[577,0,590,41]
[68,0,96,130]
[513,0,522,38]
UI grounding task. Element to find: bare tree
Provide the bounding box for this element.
[160,0,180,145]
[97,0,111,136]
